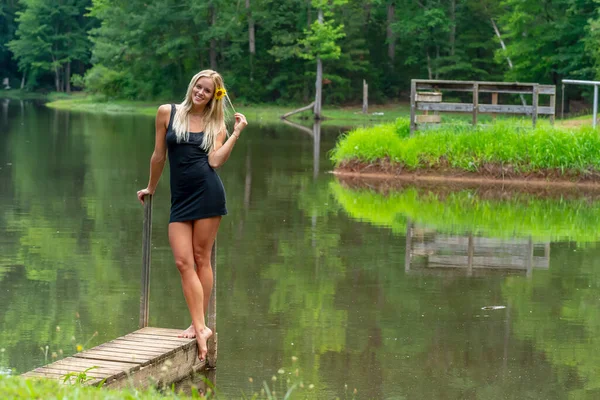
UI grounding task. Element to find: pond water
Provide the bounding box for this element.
[1,100,600,399]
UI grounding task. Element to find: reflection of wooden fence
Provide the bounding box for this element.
[409,79,557,134]
[405,222,550,277]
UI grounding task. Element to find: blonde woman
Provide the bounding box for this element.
[137,70,247,362]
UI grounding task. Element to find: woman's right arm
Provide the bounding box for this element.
[137,104,170,204]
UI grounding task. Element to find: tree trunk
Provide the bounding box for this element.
[65,61,71,93]
[435,45,440,79]
[210,5,217,70]
[314,9,324,119]
[246,0,255,81]
[449,0,456,56]
[387,2,395,62]
[20,72,25,89]
[491,18,527,107]
[426,50,433,80]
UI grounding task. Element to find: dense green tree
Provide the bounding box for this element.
[8,0,93,92]
[2,0,600,105]
[0,0,21,87]
[497,0,595,84]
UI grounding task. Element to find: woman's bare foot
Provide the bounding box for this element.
[196,326,213,362]
[178,324,196,338]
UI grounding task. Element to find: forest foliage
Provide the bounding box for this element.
[1,0,599,104]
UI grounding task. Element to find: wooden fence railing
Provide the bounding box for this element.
[410,79,557,134]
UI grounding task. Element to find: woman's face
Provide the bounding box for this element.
[191,76,215,107]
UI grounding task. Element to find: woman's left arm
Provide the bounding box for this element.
[208,112,248,168]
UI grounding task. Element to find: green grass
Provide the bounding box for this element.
[330,181,600,243]
[330,118,600,176]
[44,93,410,126]
[0,375,202,399]
[0,89,50,100]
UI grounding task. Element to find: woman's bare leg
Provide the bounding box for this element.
[169,221,211,361]
[179,217,221,339]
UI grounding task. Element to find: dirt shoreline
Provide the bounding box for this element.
[333,162,600,198]
[334,161,600,186]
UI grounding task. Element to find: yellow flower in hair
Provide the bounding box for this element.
[215,87,227,100]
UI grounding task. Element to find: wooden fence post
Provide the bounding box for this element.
[472,82,479,126]
[491,92,498,121]
[532,84,539,128]
[410,80,416,135]
[404,219,412,272]
[206,240,218,367]
[140,194,153,329]
[362,80,368,114]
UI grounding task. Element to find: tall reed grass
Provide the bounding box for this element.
[331,119,600,175]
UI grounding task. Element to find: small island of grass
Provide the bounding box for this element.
[330,118,600,185]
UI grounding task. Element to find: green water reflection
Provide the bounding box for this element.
[1,100,599,399]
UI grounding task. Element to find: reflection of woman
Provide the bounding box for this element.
[137,70,247,362]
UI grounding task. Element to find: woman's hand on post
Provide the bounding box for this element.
[137,188,154,205]
[233,113,248,137]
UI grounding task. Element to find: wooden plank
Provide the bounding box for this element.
[47,360,130,376]
[127,332,192,344]
[417,102,474,112]
[35,366,112,379]
[52,356,138,370]
[415,114,441,124]
[137,327,187,337]
[491,92,498,121]
[109,338,181,351]
[79,346,161,358]
[415,81,555,95]
[416,92,442,102]
[74,350,152,364]
[478,104,554,115]
[94,343,168,356]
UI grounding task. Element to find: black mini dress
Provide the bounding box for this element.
[166,104,227,223]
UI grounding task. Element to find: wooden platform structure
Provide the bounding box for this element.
[21,327,212,388]
[410,79,557,134]
[21,195,217,388]
[405,221,550,277]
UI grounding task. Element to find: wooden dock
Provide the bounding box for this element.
[21,327,212,388]
[21,196,218,389]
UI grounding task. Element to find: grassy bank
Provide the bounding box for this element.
[330,181,600,243]
[331,118,600,180]
[0,89,52,100]
[44,94,409,125]
[0,376,200,399]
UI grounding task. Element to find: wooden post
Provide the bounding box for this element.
[467,233,474,276]
[526,237,533,279]
[362,80,368,114]
[410,80,417,135]
[549,91,556,125]
[139,194,153,329]
[532,84,539,128]
[491,92,498,121]
[404,219,412,272]
[472,82,479,126]
[206,240,218,367]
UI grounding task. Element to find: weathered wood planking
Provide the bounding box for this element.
[21,327,206,389]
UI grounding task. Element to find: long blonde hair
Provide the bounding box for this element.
[172,70,231,151]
